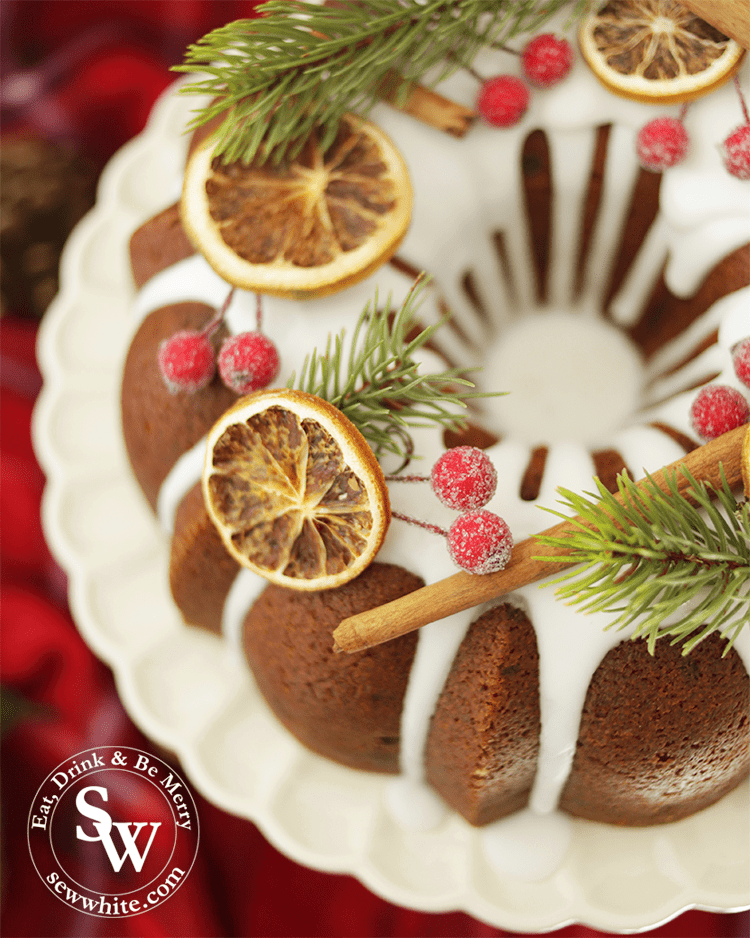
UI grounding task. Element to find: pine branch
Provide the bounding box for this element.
[535,467,750,654]
[288,274,501,460]
[174,0,581,165]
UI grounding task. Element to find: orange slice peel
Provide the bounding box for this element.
[203,388,391,590]
[181,114,412,299]
[579,0,746,105]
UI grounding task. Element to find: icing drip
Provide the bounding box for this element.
[157,435,205,533]
[137,18,750,881]
[222,568,268,659]
[520,586,628,815]
[609,216,669,328]
[407,631,473,753]
[386,613,475,832]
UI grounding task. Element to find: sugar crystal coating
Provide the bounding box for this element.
[721,124,750,180]
[636,117,689,172]
[477,76,529,128]
[732,336,750,389]
[157,329,215,393]
[218,331,280,394]
[689,384,750,440]
[447,509,513,575]
[430,446,498,510]
[522,34,573,88]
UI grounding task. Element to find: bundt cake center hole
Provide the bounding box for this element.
[482,310,644,447]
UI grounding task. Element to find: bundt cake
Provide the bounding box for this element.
[121,1,750,858]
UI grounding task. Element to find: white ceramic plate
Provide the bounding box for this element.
[33,83,750,934]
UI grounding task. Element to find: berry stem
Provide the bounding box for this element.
[391,510,448,538]
[465,62,487,83]
[444,48,490,84]
[203,286,236,337]
[735,75,750,125]
[488,41,519,55]
[255,292,263,331]
[383,474,430,483]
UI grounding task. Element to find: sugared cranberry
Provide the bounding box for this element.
[636,117,689,171]
[521,34,573,87]
[477,75,529,127]
[689,384,750,440]
[157,329,215,393]
[218,331,280,394]
[447,509,513,574]
[721,124,750,180]
[431,446,497,511]
[732,337,750,389]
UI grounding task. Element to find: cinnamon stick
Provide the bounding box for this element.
[681,0,750,50]
[333,424,750,654]
[377,71,476,137]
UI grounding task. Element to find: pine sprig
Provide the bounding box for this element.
[174,0,580,165]
[535,468,750,655]
[288,274,500,461]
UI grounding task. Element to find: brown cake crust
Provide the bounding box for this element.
[425,602,541,826]
[170,482,239,634]
[243,563,423,773]
[559,634,750,825]
[630,243,750,359]
[121,302,237,509]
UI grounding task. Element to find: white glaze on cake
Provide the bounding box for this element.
[129,29,750,881]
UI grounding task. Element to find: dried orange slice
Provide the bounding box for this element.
[202,388,390,590]
[181,114,412,299]
[579,0,745,104]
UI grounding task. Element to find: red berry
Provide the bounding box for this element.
[158,329,215,393]
[689,384,750,440]
[477,75,529,127]
[447,510,513,575]
[430,446,497,511]
[218,331,280,394]
[721,124,750,180]
[636,117,689,171]
[732,337,750,389]
[521,34,573,88]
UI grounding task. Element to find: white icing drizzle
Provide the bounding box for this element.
[482,313,644,446]
[133,253,229,327]
[665,217,750,297]
[386,612,475,830]
[522,586,628,815]
[135,25,750,881]
[612,425,686,482]
[157,435,206,533]
[609,215,670,327]
[221,568,267,659]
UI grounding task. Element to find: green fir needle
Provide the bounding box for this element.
[173,0,582,165]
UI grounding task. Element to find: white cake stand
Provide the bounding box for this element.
[33,82,750,934]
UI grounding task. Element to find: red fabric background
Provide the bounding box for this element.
[1,2,748,935]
